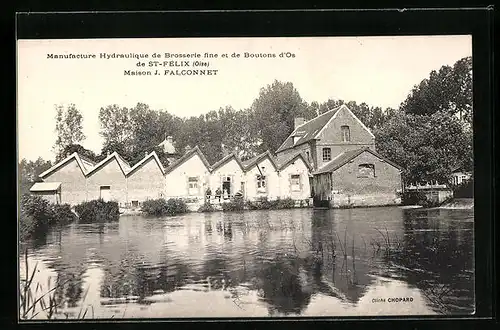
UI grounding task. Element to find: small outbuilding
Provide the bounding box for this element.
[29,182,62,204]
[312,147,403,208]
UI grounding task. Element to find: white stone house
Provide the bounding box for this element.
[164,146,212,201]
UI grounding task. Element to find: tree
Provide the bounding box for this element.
[18,157,53,197]
[374,110,472,184]
[19,157,53,183]
[53,104,86,161]
[59,144,100,163]
[400,56,472,124]
[98,104,134,157]
[250,80,313,153]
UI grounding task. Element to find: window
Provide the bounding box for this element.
[341,125,350,142]
[188,177,199,195]
[291,174,301,192]
[132,200,139,208]
[358,164,375,178]
[322,148,331,162]
[257,174,267,193]
[306,151,310,161]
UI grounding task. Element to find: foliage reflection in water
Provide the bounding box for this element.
[19,207,474,319]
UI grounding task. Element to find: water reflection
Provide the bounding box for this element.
[382,209,475,314]
[19,207,474,319]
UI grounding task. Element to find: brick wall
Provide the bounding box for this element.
[330,151,402,207]
[315,106,375,169]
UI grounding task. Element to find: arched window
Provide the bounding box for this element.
[341,125,350,142]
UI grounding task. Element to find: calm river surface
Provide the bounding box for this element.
[19,207,474,319]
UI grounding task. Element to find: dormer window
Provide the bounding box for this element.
[341,125,350,142]
[293,136,300,144]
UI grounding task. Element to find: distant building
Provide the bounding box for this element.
[450,165,472,186]
[38,151,165,207]
[158,135,179,164]
[164,146,212,200]
[32,105,403,209]
[277,105,403,208]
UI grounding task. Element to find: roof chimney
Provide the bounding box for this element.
[294,117,305,130]
[107,150,111,157]
[145,151,148,158]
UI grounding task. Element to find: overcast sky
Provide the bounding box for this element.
[17,36,472,162]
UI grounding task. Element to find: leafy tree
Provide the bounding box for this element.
[18,157,52,197]
[59,144,100,163]
[318,99,344,114]
[374,110,472,184]
[400,56,472,124]
[18,157,52,183]
[250,80,314,153]
[98,104,134,155]
[53,104,85,161]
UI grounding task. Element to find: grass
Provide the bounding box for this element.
[19,248,95,320]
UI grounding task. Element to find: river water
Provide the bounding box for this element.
[19,207,474,319]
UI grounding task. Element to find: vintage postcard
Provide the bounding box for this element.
[17,35,474,319]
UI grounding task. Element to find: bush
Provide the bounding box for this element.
[74,199,120,223]
[222,196,245,212]
[141,198,168,216]
[402,191,428,206]
[19,210,35,241]
[246,196,272,210]
[51,204,77,226]
[19,194,77,241]
[275,197,295,209]
[165,198,189,215]
[20,194,53,230]
[141,198,189,216]
[198,201,216,213]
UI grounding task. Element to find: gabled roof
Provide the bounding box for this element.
[85,152,129,176]
[30,182,61,192]
[115,153,131,170]
[242,150,279,171]
[210,152,245,172]
[164,146,212,174]
[276,152,314,172]
[78,155,97,171]
[314,147,403,175]
[126,151,165,177]
[39,152,88,179]
[276,106,342,153]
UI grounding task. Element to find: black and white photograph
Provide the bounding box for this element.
[17,35,475,319]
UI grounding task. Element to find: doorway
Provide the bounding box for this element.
[100,186,111,201]
[222,176,231,199]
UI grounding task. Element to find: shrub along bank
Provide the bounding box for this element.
[19,194,76,241]
[141,198,189,216]
[245,197,296,210]
[74,199,120,223]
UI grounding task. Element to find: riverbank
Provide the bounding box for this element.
[438,198,474,210]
